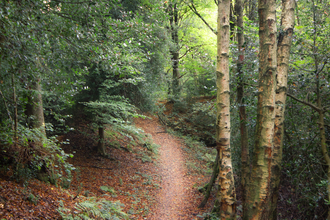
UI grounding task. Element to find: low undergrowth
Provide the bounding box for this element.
[158,97,217,147]
[58,195,128,220]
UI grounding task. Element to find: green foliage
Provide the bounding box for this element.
[165,127,215,175]
[100,186,116,196]
[58,197,128,220]
[0,0,169,171]
[27,193,39,205]
[172,98,189,113]
[197,212,221,220]
[0,125,74,185]
[81,96,138,126]
[161,99,216,146]
[183,51,217,97]
[142,142,160,155]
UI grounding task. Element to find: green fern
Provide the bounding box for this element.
[58,197,128,220]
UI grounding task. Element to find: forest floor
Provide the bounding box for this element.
[0,114,215,219]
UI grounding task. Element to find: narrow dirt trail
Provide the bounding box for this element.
[135,116,203,219]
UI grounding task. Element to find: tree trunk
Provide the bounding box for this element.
[235,0,249,211]
[212,0,236,218]
[98,126,106,156]
[26,79,46,137]
[169,3,180,97]
[12,73,18,143]
[243,0,277,219]
[270,0,295,218]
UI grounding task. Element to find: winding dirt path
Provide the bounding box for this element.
[135,116,206,219]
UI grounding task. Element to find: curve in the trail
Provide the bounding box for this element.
[135,116,198,220]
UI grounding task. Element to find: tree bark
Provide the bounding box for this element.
[12,73,18,143]
[169,2,180,97]
[26,79,46,137]
[243,0,277,219]
[98,126,106,156]
[270,0,295,218]
[212,0,236,218]
[235,0,249,212]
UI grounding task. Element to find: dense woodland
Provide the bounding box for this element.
[0,0,329,219]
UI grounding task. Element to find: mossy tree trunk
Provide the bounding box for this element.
[212,0,236,218]
[270,0,295,218]
[243,0,277,219]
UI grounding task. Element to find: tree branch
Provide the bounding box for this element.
[287,93,322,112]
[188,3,216,35]
[317,61,327,75]
[177,72,189,79]
[178,44,205,59]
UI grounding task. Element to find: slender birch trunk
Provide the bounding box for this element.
[212,0,236,218]
[235,0,249,210]
[243,0,277,219]
[270,1,295,218]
